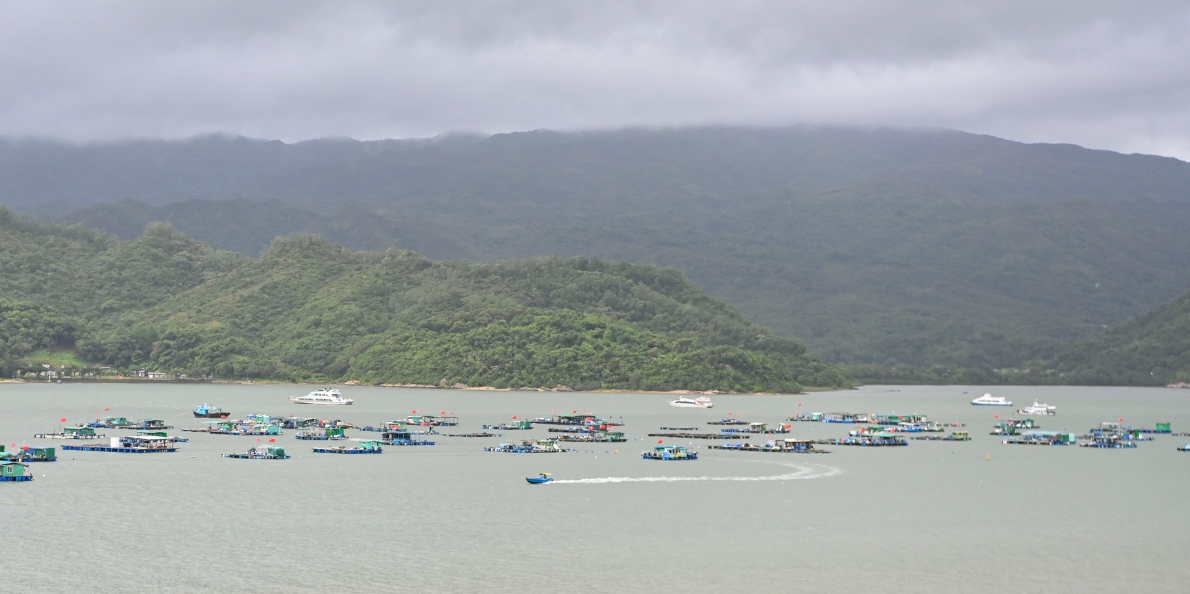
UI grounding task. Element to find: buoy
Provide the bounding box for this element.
[986,455,991,461]
[657,439,663,444]
[104,407,109,411]
[614,450,618,453]
[59,417,66,422]
[268,438,275,443]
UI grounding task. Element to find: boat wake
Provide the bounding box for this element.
[549,459,842,484]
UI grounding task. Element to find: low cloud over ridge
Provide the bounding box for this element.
[2,1,1189,158]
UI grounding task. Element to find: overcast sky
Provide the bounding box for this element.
[3,1,1189,158]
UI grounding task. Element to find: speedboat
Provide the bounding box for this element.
[290,388,353,405]
[526,473,553,484]
[971,393,1012,406]
[1018,400,1056,416]
[669,396,713,408]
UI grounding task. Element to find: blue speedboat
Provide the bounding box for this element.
[525,473,553,484]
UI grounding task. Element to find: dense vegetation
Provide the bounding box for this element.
[21,126,1190,369]
[0,210,844,391]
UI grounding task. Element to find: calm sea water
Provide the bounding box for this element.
[2,383,1187,593]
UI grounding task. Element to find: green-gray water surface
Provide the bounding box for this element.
[2,383,1187,593]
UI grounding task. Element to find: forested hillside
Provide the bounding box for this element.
[13,126,1190,368]
[0,209,843,391]
[1038,289,1190,386]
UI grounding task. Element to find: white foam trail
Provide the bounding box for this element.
[550,459,842,484]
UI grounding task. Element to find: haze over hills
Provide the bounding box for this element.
[9,126,1190,369]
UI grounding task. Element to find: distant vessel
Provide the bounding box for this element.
[290,388,353,405]
[1018,400,1056,416]
[193,403,230,418]
[971,393,1012,406]
[526,473,553,484]
[669,396,713,408]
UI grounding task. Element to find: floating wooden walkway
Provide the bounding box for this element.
[61,444,176,453]
[647,432,749,440]
[708,444,829,454]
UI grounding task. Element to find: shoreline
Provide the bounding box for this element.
[0,377,809,395]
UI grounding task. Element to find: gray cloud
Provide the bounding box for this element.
[2,1,1189,158]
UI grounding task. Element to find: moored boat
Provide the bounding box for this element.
[291,388,354,406]
[642,444,698,460]
[971,393,1012,406]
[1018,400,1057,416]
[193,403,230,418]
[669,396,713,408]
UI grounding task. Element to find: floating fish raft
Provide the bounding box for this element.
[815,434,908,446]
[224,446,289,459]
[448,432,501,438]
[62,436,177,453]
[1,461,32,482]
[911,432,971,442]
[1002,431,1076,446]
[709,439,829,454]
[659,426,698,431]
[380,431,435,446]
[482,421,533,430]
[34,426,105,440]
[555,431,626,443]
[3,446,57,462]
[485,439,569,453]
[295,427,347,440]
[313,440,383,454]
[706,418,750,426]
[648,432,750,440]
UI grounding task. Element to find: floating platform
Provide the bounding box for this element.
[62,444,176,453]
[1079,441,1138,449]
[62,436,177,453]
[485,440,569,453]
[548,427,596,433]
[709,441,829,454]
[706,419,750,426]
[911,432,971,442]
[481,421,533,430]
[312,446,383,454]
[659,427,698,431]
[814,437,907,446]
[448,432,502,438]
[0,476,33,481]
[223,446,289,459]
[648,432,749,440]
[555,434,626,443]
[33,432,104,440]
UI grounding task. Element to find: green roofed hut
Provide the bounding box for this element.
[1,461,32,482]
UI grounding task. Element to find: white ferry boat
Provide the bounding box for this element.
[669,396,713,408]
[1018,400,1057,416]
[970,393,1012,406]
[290,388,354,406]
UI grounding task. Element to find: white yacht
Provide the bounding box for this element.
[970,393,1012,406]
[669,396,714,408]
[1018,400,1056,416]
[290,388,354,405]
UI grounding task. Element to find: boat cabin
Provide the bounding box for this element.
[141,419,167,429]
[767,439,817,451]
[825,413,861,423]
[358,440,383,451]
[750,422,768,432]
[105,417,129,427]
[64,426,96,436]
